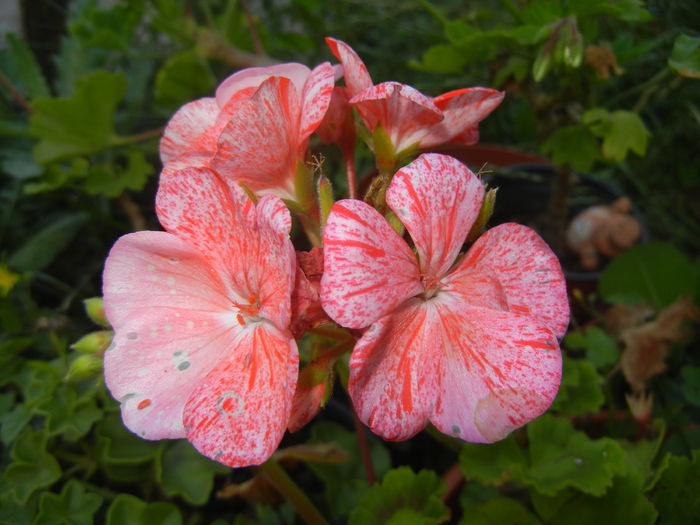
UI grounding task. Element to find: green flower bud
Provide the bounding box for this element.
[83,297,110,327]
[71,330,113,354]
[66,354,103,381]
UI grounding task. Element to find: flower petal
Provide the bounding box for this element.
[215,63,311,107]
[103,231,235,439]
[156,167,296,329]
[299,62,335,142]
[321,199,422,329]
[386,153,484,281]
[349,298,439,440]
[211,76,299,199]
[160,98,219,164]
[183,323,298,467]
[325,37,373,97]
[349,82,442,152]
[420,88,505,149]
[446,223,570,338]
[428,297,562,443]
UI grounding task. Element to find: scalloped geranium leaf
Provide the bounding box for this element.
[307,422,390,520]
[459,433,526,484]
[668,34,700,79]
[583,108,650,161]
[156,440,229,505]
[34,480,104,525]
[522,415,627,496]
[550,357,604,416]
[0,403,33,445]
[30,71,127,163]
[3,428,61,504]
[541,125,600,172]
[460,497,542,525]
[38,386,102,442]
[535,474,657,525]
[619,420,666,489]
[348,467,449,525]
[651,451,700,524]
[96,414,162,482]
[106,494,182,525]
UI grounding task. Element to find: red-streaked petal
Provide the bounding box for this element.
[160,98,219,163]
[386,153,484,281]
[211,76,299,199]
[446,223,570,338]
[420,88,505,149]
[349,298,439,440]
[321,199,422,329]
[102,231,236,439]
[325,37,373,97]
[349,81,442,152]
[257,195,292,236]
[183,323,298,467]
[429,296,562,443]
[215,63,311,107]
[299,62,335,142]
[156,167,296,329]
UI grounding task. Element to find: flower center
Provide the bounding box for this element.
[233,295,261,326]
[420,274,444,300]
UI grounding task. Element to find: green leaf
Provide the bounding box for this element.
[3,428,61,504]
[0,403,33,445]
[83,149,154,197]
[18,361,62,406]
[619,420,666,489]
[564,326,618,369]
[599,242,698,308]
[460,497,542,525]
[34,480,104,525]
[30,71,127,163]
[348,467,449,525]
[157,440,229,505]
[38,386,103,441]
[522,415,627,496]
[534,474,657,525]
[668,34,700,79]
[5,34,50,99]
[8,213,89,273]
[651,451,700,524]
[411,45,467,74]
[459,433,526,484]
[96,414,162,482]
[550,357,604,416]
[106,494,182,525]
[541,125,600,171]
[583,108,650,161]
[307,422,390,520]
[681,366,700,406]
[154,51,215,110]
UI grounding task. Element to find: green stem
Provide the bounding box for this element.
[258,459,329,525]
[112,127,164,146]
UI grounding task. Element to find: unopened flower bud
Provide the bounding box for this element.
[66,353,103,381]
[71,330,113,354]
[372,125,397,175]
[83,297,109,327]
[466,187,497,243]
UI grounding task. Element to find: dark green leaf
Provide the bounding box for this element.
[550,357,604,416]
[34,480,104,525]
[651,451,700,524]
[154,51,215,110]
[9,213,89,273]
[522,415,627,496]
[459,433,526,484]
[411,45,467,74]
[348,467,449,525]
[157,440,229,505]
[83,149,154,197]
[0,404,33,445]
[3,428,61,504]
[681,366,700,406]
[38,386,103,441]
[599,242,698,308]
[106,494,182,525]
[5,34,50,99]
[460,497,542,525]
[30,71,127,163]
[541,125,600,172]
[668,34,700,79]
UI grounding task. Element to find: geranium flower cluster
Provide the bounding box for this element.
[102,38,569,467]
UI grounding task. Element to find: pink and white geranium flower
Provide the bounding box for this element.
[159,62,335,202]
[102,166,298,466]
[321,153,569,442]
[326,38,505,157]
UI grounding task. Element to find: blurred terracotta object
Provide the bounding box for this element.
[566,197,641,269]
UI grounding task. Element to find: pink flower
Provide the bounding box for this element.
[320,153,569,442]
[102,166,298,467]
[159,62,335,201]
[326,38,505,156]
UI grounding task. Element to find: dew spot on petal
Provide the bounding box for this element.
[168,257,179,264]
[217,391,244,417]
[451,424,461,435]
[126,332,138,340]
[186,320,195,329]
[147,264,155,271]
[137,399,152,410]
[178,361,191,371]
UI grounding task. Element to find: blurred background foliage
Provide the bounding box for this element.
[1,1,699,524]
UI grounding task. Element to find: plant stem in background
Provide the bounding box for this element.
[353,410,377,485]
[258,459,329,525]
[545,164,574,256]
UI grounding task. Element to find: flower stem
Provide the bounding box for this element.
[345,150,357,200]
[258,459,329,525]
[352,407,376,485]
